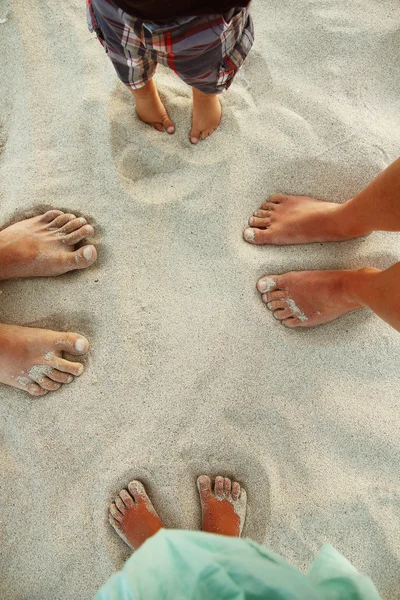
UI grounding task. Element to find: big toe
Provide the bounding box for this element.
[257,275,281,294]
[54,333,90,356]
[197,475,211,499]
[127,480,149,504]
[161,116,175,134]
[243,227,272,245]
[71,245,97,270]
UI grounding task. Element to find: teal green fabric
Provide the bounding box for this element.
[95,529,381,600]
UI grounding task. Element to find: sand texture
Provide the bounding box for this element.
[1,0,400,598]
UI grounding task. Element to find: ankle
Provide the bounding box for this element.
[343,267,381,308]
[338,198,375,238]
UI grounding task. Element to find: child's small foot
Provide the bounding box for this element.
[190,88,221,144]
[132,79,175,134]
[109,481,164,550]
[197,475,247,536]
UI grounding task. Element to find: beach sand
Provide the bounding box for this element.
[1,0,400,598]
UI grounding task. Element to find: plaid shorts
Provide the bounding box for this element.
[87,0,254,94]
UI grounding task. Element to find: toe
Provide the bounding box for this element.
[127,480,148,504]
[48,213,76,229]
[197,475,211,499]
[214,476,224,498]
[115,497,126,515]
[257,276,280,294]
[109,503,123,523]
[58,217,87,235]
[109,514,122,529]
[260,202,277,211]
[267,194,286,204]
[61,225,94,245]
[223,478,232,497]
[274,307,294,320]
[27,382,48,397]
[253,209,272,218]
[161,116,175,134]
[35,376,61,391]
[263,290,288,303]
[72,245,97,270]
[40,210,64,223]
[119,489,135,509]
[231,482,241,501]
[152,123,164,132]
[49,357,84,377]
[190,124,201,145]
[47,369,74,384]
[248,216,271,228]
[53,333,89,356]
[283,317,302,328]
[243,227,272,245]
[267,300,288,311]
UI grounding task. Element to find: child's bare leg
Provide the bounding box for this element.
[257,263,400,331]
[130,80,175,134]
[190,88,222,144]
[244,157,400,245]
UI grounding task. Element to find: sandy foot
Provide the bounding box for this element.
[0,324,89,396]
[190,89,222,144]
[109,480,164,550]
[257,271,365,328]
[243,194,368,245]
[133,79,175,133]
[0,210,97,280]
[197,475,247,536]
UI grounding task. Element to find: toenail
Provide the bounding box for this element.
[167,126,174,134]
[257,277,276,293]
[80,218,85,224]
[249,217,254,225]
[83,247,93,261]
[76,364,84,375]
[75,338,86,352]
[67,375,73,383]
[243,228,255,242]
[190,137,198,144]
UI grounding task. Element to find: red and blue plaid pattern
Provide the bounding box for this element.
[87,0,254,93]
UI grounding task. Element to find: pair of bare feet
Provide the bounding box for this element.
[109,475,246,550]
[243,194,378,328]
[132,79,221,144]
[0,210,97,396]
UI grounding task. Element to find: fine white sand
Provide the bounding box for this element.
[1,0,400,598]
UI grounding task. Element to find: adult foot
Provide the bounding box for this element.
[190,88,221,144]
[109,481,164,550]
[0,210,97,280]
[197,475,246,536]
[243,194,370,245]
[256,269,377,328]
[131,79,175,134]
[0,324,89,396]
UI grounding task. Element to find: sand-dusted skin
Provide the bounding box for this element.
[244,158,400,331]
[0,211,96,396]
[109,475,246,550]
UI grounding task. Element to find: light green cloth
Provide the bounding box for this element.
[95,529,381,600]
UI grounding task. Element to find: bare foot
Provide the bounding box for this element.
[197,475,246,536]
[131,79,175,133]
[256,269,377,328]
[0,324,89,396]
[243,194,370,245]
[190,88,221,144]
[0,210,97,280]
[109,481,164,550]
